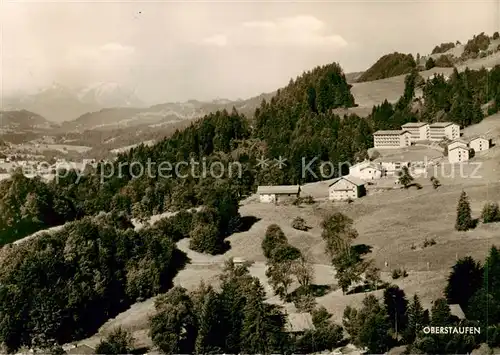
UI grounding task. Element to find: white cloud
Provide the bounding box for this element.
[100,42,136,54]
[202,34,228,47]
[228,15,347,48]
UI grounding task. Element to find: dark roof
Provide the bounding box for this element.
[448,146,469,152]
[286,312,315,332]
[257,185,300,194]
[373,130,409,136]
[429,122,456,128]
[329,175,365,187]
[401,122,428,128]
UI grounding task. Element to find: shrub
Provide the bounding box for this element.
[493,31,500,40]
[293,195,315,205]
[481,202,500,223]
[430,176,441,189]
[392,269,402,279]
[95,327,134,355]
[423,238,436,248]
[392,268,408,279]
[292,216,308,231]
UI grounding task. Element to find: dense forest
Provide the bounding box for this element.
[357,52,417,82]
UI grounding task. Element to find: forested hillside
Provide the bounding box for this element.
[357,53,417,82]
[4,62,500,247]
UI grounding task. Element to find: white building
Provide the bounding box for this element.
[448,146,470,163]
[328,175,365,201]
[256,185,301,203]
[428,73,450,81]
[358,164,383,180]
[469,137,490,153]
[349,161,384,180]
[429,122,460,141]
[447,139,468,151]
[378,161,411,176]
[373,130,411,149]
[401,122,429,142]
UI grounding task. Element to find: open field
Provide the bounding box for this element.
[12,143,92,154]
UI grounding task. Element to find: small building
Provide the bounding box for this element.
[66,344,95,354]
[449,304,466,320]
[448,145,470,163]
[468,137,490,153]
[428,73,450,81]
[257,185,301,204]
[328,175,366,201]
[358,163,384,180]
[373,130,411,149]
[378,161,411,176]
[429,122,460,141]
[401,122,430,142]
[286,312,314,336]
[349,161,384,180]
[447,139,468,151]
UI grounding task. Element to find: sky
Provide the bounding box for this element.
[1,0,499,104]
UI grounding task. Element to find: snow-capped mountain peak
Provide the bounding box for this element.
[78,82,144,108]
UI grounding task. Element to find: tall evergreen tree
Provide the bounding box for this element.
[404,294,426,344]
[383,285,409,336]
[445,256,483,309]
[194,289,222,354]
[241,280,286,354]
[455,191,473,231]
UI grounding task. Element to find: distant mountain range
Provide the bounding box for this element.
[1,82,145,123]
[0,110,58,132]
[60,94,275,132]
[0,81,278,132]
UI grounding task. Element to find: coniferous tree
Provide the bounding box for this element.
[194,289,222,354]
[399,166,414,188]
[455,191,473,231]
[383,285,409,336]
[241,280,286,354]
[445,256,483,309]
[431,298,452,326]
[425,57,436,70]
[404,294,426,344]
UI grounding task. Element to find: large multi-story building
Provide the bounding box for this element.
[401,122,429,142]
[429,122,460,141]
[373,130,411,149]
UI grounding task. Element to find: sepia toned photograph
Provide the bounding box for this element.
[1,1,500,354]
